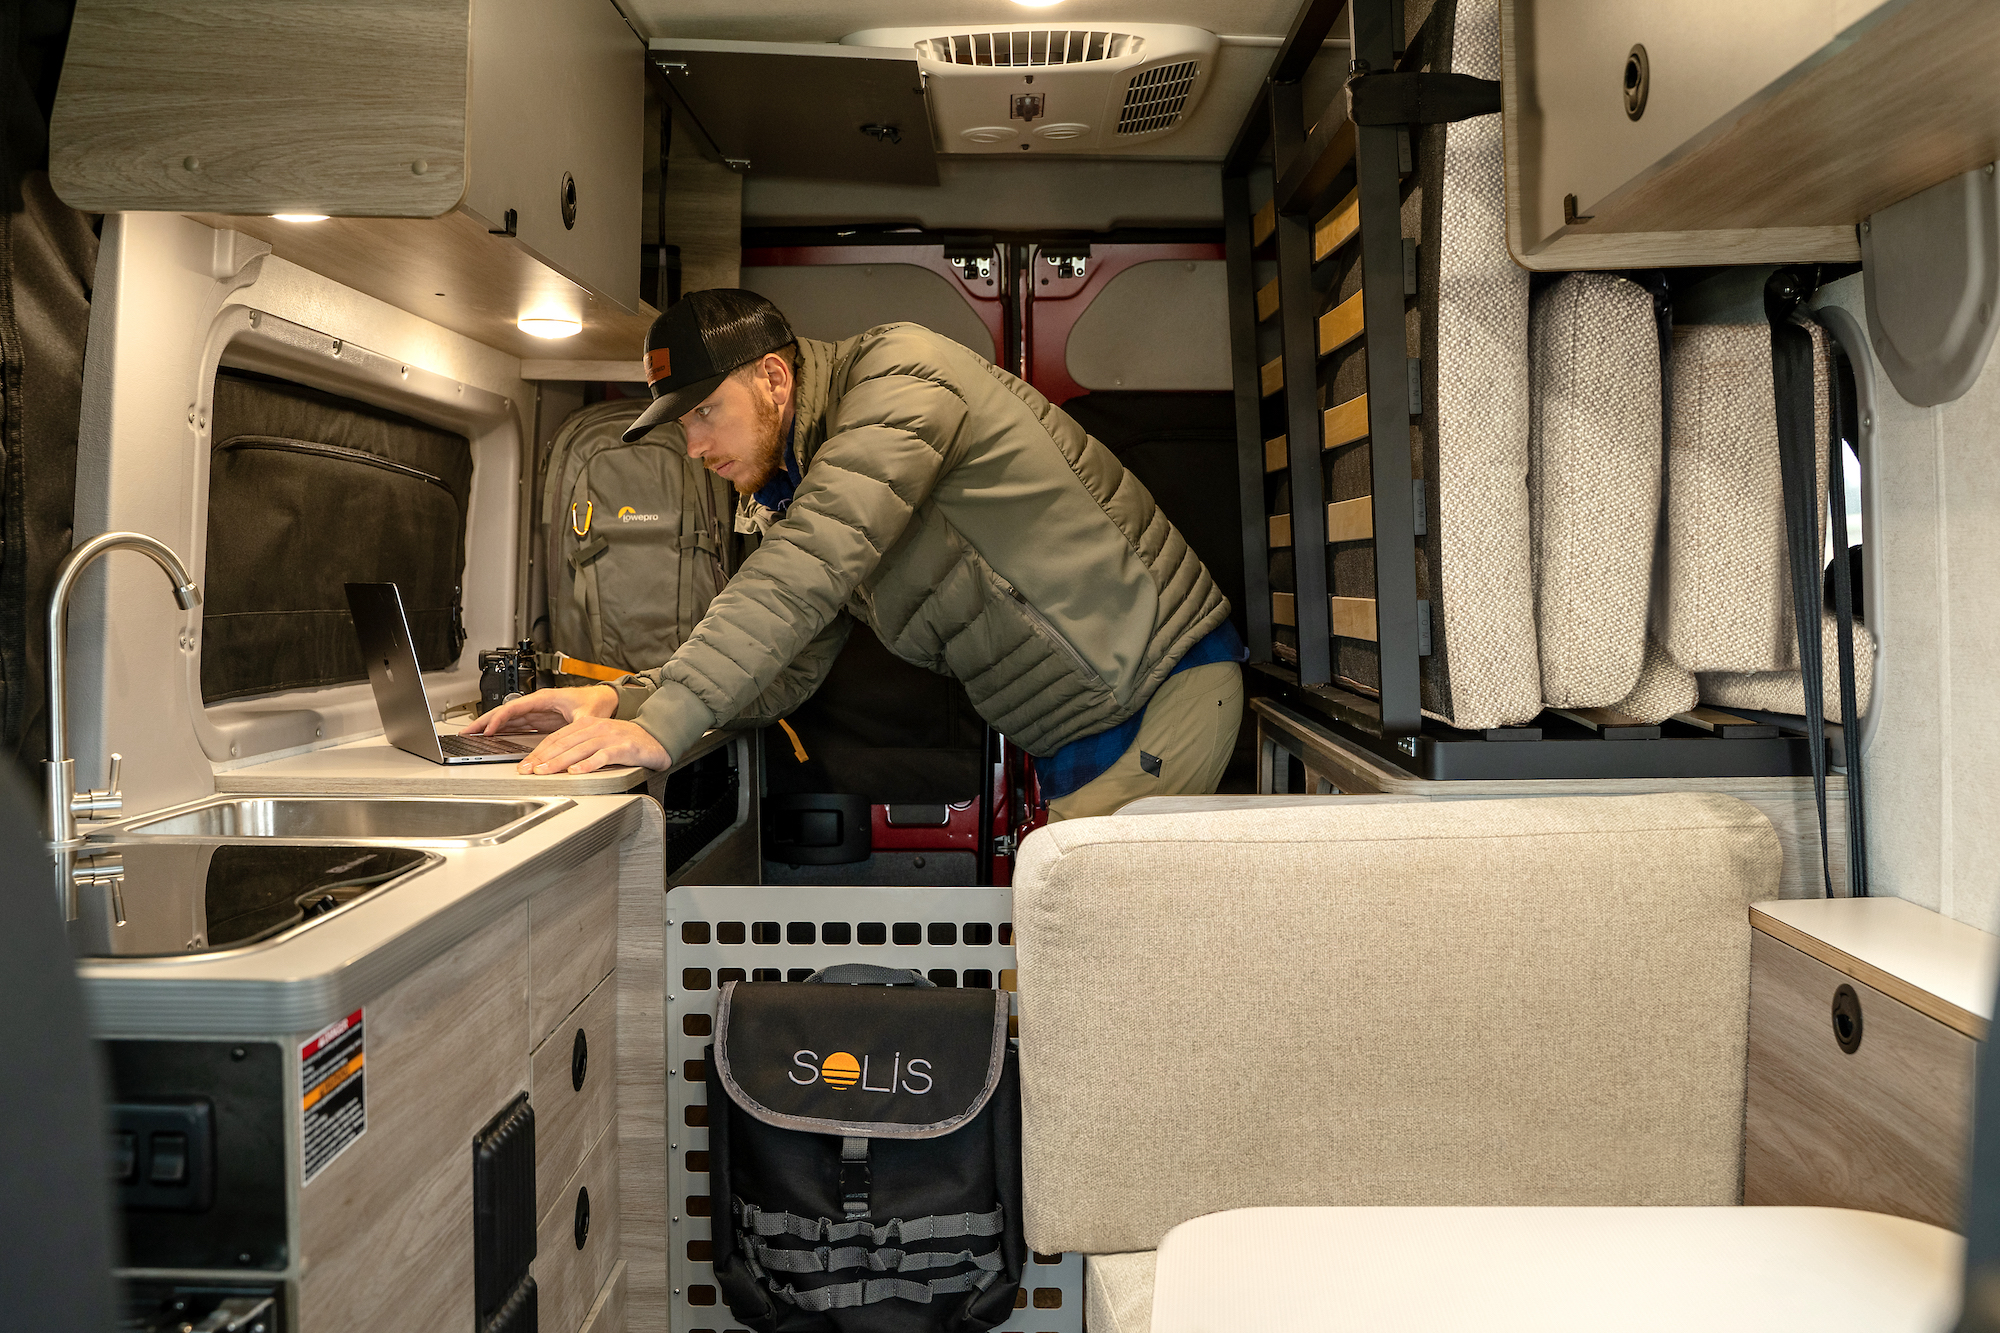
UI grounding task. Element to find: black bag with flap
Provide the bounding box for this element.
[705,964,1025,1332]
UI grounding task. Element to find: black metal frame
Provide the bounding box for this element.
[1224,0,1822,782]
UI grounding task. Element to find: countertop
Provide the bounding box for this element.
[211,725,735,796]
[1752,896,1999,1037]
[77,794,651,1037]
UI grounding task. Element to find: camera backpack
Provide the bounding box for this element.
[705,965,1026,1333]
[537,398,737,677]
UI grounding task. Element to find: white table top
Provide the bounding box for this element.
[212,732,647,795]
[1753,897,1999,1034]
[1149,1206,1961,1332]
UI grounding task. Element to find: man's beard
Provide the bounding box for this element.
[728,391,786,496]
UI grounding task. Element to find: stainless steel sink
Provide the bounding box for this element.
[97,795,573,846]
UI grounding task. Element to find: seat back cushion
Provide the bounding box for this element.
[1699,613,1876,722]
[1012,793,1779,1255]
[1655,323,1830,672]
[1528,273,1663,708]
[1418,0,1541,729]
[1612,633,1698,724]
[1315,0,1539,729]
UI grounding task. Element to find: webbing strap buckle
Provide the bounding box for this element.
[839,1137,871,1218]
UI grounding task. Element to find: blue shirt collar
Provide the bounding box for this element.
[751,419,803,516]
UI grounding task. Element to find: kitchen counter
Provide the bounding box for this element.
[77,794,656,1036]
[212,725,736,796]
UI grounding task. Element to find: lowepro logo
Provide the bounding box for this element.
[616,505,661,523]
[791,1049,933,1094]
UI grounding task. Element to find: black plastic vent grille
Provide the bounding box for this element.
[473,1094,536,1330]
[1116,61,1200,135]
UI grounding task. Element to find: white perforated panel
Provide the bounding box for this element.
[664,884,1083,1333]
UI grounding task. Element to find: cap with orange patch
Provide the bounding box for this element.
[623,288,795,443]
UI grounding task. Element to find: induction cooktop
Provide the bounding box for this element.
[69,841,440,959]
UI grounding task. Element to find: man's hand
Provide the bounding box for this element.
[460,685,672,774]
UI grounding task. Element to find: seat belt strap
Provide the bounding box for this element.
[1766,266,1867,898]
[1818,331,1870,897]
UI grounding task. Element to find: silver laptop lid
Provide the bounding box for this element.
[345,581,447,763]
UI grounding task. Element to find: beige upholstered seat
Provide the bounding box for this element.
[1011,793,1784,1330]
[1147,1206,1959,1332]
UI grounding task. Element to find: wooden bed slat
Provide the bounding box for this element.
[1317,290,1364,356]
[1312,188,1360,263]
[1330,596,1377,642]
[1323,393,1368,448]
[1326,495,1373,543]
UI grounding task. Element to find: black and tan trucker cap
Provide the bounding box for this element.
[623,289,796,442]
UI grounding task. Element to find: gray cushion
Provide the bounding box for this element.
[1013,793,1780,1256]
[1529,273,1662,707]
[1613,633,1699,724]
[1700,614,1876,722]
[1421,0,1541,729]
[1084,1251,1156,1333]
[1655,323,1830,672]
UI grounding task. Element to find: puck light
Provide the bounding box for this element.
[518,316,583,339]
[271,213,329,223]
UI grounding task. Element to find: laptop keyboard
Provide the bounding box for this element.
[439,733,534,757]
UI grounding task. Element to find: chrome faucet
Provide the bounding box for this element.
[45,532,201,920]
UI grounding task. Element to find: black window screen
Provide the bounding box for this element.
[201,370,472,702]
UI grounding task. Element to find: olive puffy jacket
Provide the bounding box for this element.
[612,323,1230,759]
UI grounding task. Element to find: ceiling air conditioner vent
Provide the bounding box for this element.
[914,30,1144,67]
[1116,60,1201,135]
[846,23,1218,155]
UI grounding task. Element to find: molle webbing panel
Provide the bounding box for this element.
[202,370,471,702]
[1528,274,1662,708]
[1654,324,1830,674]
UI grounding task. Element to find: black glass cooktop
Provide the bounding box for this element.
[70,842,438,959]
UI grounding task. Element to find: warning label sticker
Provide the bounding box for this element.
[301,1008,365,1184]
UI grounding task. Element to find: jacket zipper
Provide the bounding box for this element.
[997,575,1104,687]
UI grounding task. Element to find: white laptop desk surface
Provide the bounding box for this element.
[1150,1206,1961,1333]
[214,732,644,796]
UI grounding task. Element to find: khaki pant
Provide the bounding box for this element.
[1046,661,1244,821]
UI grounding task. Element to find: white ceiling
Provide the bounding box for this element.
[621,1,1305,45]
[626,1,1332,162]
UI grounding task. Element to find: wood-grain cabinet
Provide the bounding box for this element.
[1500,0,2000,269]
[294,846,625,1333]
[48,0,651,360]
[1744,899,1994,1230]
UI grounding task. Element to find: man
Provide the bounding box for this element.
[466,289,1242,819]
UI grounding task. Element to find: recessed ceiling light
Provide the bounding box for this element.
[1012,0,1065,6]
[271,213,329,223]
[518,316,583,339]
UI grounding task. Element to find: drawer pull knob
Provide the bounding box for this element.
[572,1028,588,1091]
[1832,983,1865,1054]
[575,1185,591,1250]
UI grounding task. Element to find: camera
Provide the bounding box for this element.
[478,640,538,715]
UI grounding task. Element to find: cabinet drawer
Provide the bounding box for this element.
[534,974,617,1225]
[1745,932,1975,1229]
[537,1120,620,1333]
[530,843,618,1050]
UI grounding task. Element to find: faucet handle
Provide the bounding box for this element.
[72,751,123,819]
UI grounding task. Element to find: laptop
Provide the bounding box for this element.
[345,582,539,765]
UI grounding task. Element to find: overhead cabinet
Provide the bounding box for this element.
[50,0,651,360]
[1501,0,2000,269]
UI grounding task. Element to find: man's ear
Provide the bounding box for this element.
[762,351,794,411]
